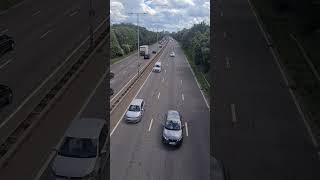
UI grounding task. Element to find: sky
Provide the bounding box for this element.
[110,0,210,32]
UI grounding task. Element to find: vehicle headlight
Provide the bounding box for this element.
[163,135,168,140]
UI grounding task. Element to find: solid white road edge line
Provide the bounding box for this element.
[157,92,160,99]
[182,94,184,101]
[148,118,153,132]
[183,52,210,109]
[248,0,318,149]
[33,72,106,180]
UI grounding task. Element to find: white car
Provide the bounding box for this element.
[153,62,161,73]
[125,99,145,123]
[170,52,175,57]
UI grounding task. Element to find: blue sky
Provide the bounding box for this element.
[110,0,210,32]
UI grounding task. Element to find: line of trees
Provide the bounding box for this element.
[171,22,210,73]
[111,23,164,58]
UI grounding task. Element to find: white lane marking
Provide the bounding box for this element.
[32,10,41,16]
[220,11,223,17]
[231,104,237,124]
[185,122,188,136]
[111,43,168,136]
[0,19,106,130]
[34,72,106,180]
[157,92,160,99]
[248,0,318,148]
[0,58,13,69]
[181,80,182,85]
[165,69,166,73]
[69,11,78,17]
[148,118,153,132]
[40,30,52,39]
[162,77,164,83]
[223,32,226,38]
[1,29,8,34]
[226,57,230,69]
[182,94,184,101]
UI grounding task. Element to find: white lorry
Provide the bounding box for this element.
[139,45,150,59]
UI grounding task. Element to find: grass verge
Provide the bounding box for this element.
[251,0,320,140]
[180,45,210,96]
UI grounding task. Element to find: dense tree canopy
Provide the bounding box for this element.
[172,22,210,73]
[111,23,164,58]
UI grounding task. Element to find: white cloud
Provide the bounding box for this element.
[111,0,210,32]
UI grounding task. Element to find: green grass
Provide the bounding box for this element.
[111,50,137,65]
[180,46,210,96]
[251,0,320,137]
[0,0,23,11]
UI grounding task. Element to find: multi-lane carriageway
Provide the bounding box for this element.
[110,39,210,180]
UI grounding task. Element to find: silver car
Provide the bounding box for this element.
[162,110,184,146]
[51,118,108,180]
[125,99,144,123]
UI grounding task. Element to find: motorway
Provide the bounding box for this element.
[213,0,320,179]
[0,0,106,121]
[110,40,210,180]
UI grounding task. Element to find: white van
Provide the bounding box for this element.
[153,62,161,73]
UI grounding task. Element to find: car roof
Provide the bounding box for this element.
[130,98,143,106]
[155,62,161,65]
[167,110,180,122]
[65,118,105,139]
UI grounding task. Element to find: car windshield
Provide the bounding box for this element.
[128,105,140,112]
[165,120,181,130]
[59,137,97,158]
[155,65,160,68]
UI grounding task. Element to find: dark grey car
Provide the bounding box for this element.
[51,118,108,180]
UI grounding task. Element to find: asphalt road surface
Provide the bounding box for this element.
[111,42,162,97]
[0,0,106,121]
[110,40,210,180]
[212,0,320,179]
[0,39,107,180]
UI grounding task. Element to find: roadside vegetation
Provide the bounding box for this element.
[171,22,210,95]
[250,0,320,138]
[111,23,164,60]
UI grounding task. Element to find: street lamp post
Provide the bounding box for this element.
[128,12,147,77]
